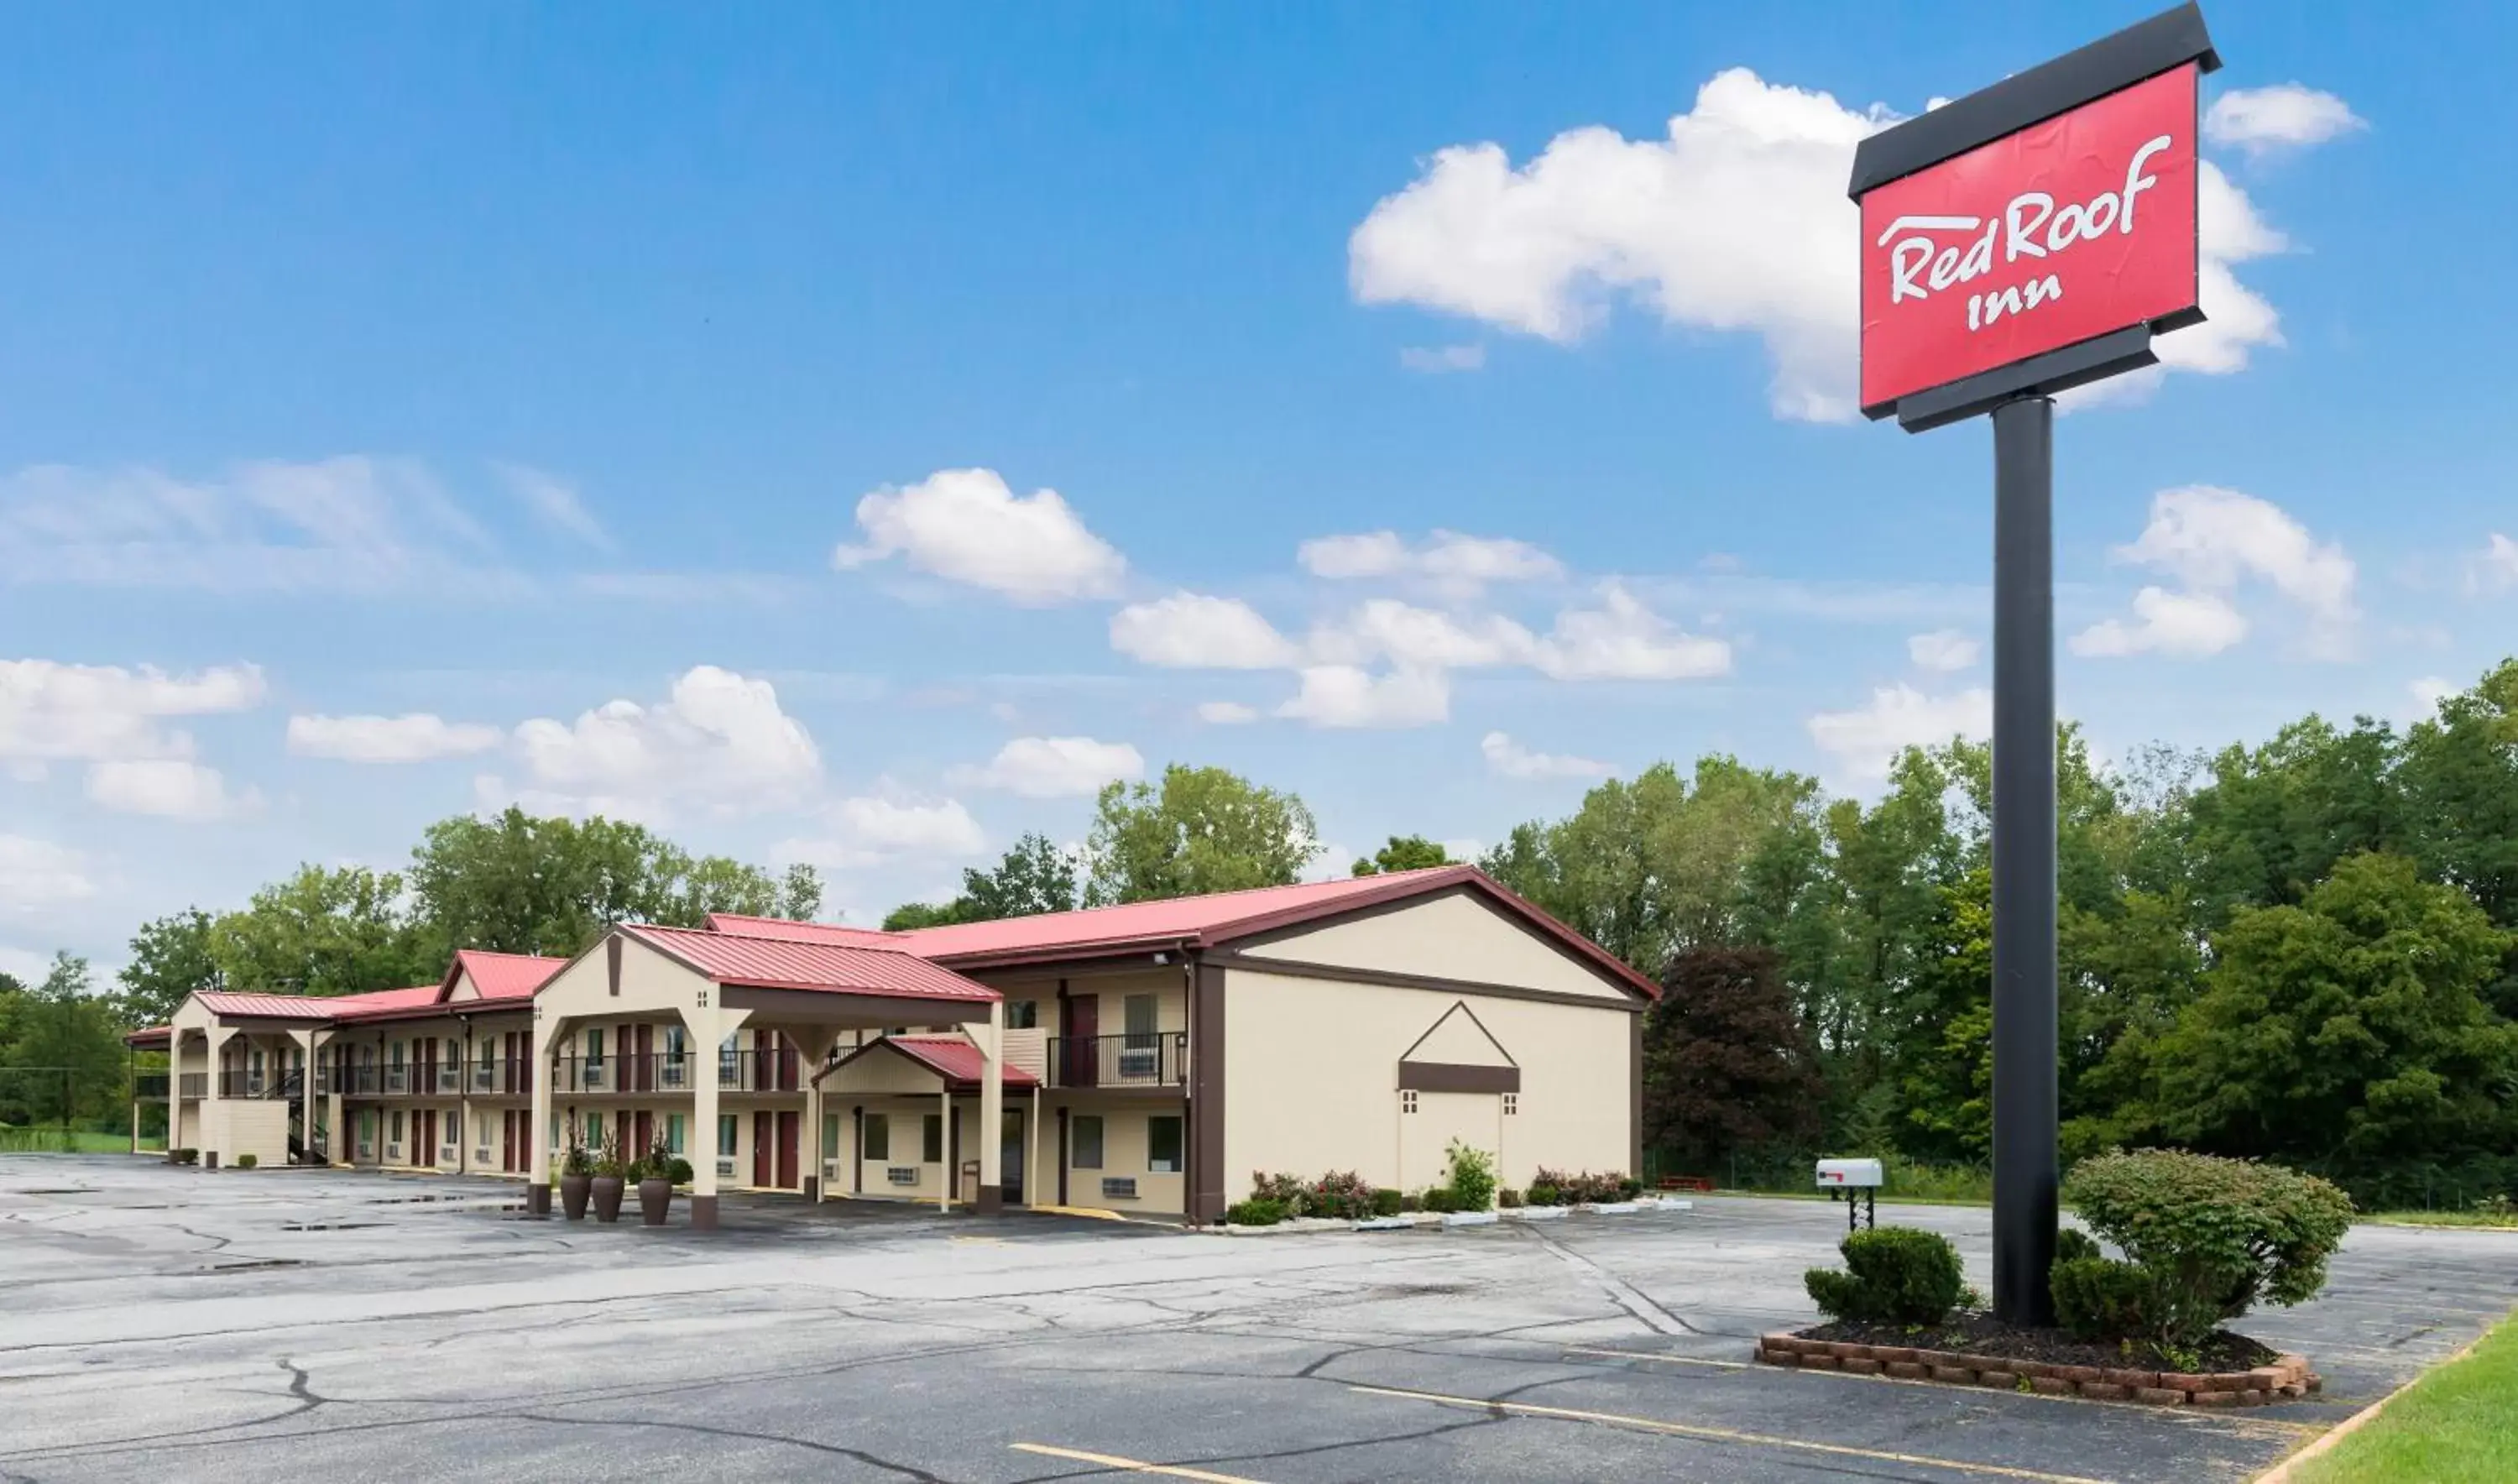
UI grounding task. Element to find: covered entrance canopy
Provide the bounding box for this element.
[527,922,1010,1227]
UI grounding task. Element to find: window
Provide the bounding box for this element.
[823,1113,839,1158]
[1147,1116,1183,1174]
[863,1113,891,1161]
[718,1114,739,1158]
[585,1111,605,1146]
[922,1114,944,1164]
[584,1027,605,1068]
[665,1026,687,1058]
[666,1115,687,1155]
[390,1042,405,1068]
[1006,1001,1038,1030]
[390,1110,405,1142]
[1402,1089,1418,1114]
[1503,1093,1519,1116]
[1073,1114,1105,1170]
[719,1034,741,1084]
[1124,994,1157,1040]
[548,1112,560,1150]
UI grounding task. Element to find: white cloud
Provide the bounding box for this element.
[1398,343,1486,373]
[1807,685,1992,782]
[1110,593,1300,669]
[2071,586,2251,658]
[0,659,265,764]
[86,759,254,821]
[2408,677,2457,718]
[1907,630,1979,672]
[1298,529,1563,593]
[1482,731,1616,781]
[2205,85,2366,155]
[499,665,821,822]
[951,736,1145,798]
[0,836,99,917]
[833,468,1126,604]
[774,794,988,871]
[1194,701,1259,725]
[494,462,612,551]
[1308,599,1536,670]
[1350,68,1885,421]
[0,457,511,594]
[2075,486,2356,659]
[1277,666,1450,729]
[2474,533,2518,593]
[288,713,504,763]
[1532,583,1731,681]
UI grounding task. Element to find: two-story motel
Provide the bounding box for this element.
[129,865,1659,1227]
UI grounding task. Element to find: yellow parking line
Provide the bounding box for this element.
[1347,1383,2118,1484]
[1011,1442,1270,1482]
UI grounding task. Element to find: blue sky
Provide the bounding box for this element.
[4,2,2514,976]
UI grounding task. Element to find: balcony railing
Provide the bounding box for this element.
[135,1072,170,1100]
[327,1059,533,1096]
[547,1049,802,1094]
[215,1069,305,1100]
[179,1072,206,1098]
[1047,1032,1188,1089]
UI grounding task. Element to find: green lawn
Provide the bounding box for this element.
[0,1126,138,1154]
[2289,1310,2518,1482]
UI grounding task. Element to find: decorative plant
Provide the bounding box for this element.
[562,1137,594,1178]
[1443,1140,1497,1211]
[1497,1188,1524,1210]
[591,1133,625,1179]
[1306,1170,1377,1220]
[1225,1198,1287,1226]
[1420,1187,1461,1214]
[1251,1171,1309,1212]
[1804,1226,1966,1325]
[236,1152,259,1169]
[1371,1189,1405,1218]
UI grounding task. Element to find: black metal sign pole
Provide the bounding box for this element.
[1990,395,2059,1327]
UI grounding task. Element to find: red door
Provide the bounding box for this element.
[501,1110,517,1173]
[776,1110,799,1189]
[1063,995,1100,1088]
[417,1110,435,1167]
[633,1110,652,1160]
[752,1110,773,1187]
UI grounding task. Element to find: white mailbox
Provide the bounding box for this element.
[1815,1157,1883,1189]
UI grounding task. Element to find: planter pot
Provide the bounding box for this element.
[591,1175,625,1223]
[560,1173,593,1221]
[639,1178,676,1226]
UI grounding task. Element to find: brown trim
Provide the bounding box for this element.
[851,1104,864,1194]
[1055,1105,1069,1205]
[1209,951,1644,1014]
[1397,1061,1521,1095]
[964,955,1197,989]
[1630,1014,1644,1178]
[1188,959,1225,1225]
[1396,1001,1518,1067]
[606,935,623,995]
[926,941,1196,975]
[718,985,992,1022]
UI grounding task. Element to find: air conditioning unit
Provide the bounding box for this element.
[1100,1177,1139,1200]
[386,1143,402,1160]
[887,1167,919,1185]
[716,1157,736,1178]
[475,1147,493,1164]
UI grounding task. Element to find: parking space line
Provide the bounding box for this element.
[1347,1383,2120,1483]
[1011,1442,1272,1481]
[1555,1345,2326,1437]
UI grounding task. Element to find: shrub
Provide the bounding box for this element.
[1804,1226,1966,1325]
[1397,1193,1422,1213]
[1421,1188,1461,1214]
[1498,1188,1523,1209]
[236,1153,259,1169]
[562,1139,595,1178]
[1526,1183,1561,1208]
[1444,1140,1497,1211]
[172,1147,197,1165]
[2064,1149,2355,1348]
[1371,1189,1404,1218]
[1618,1177,1643,1200]
[662,1156,694,1185]
[1307,1170,1377,1220]
[2052,1257,2159,1342]
[2055,1226,2102,1266]
[1535,1168,1637,1204]
[1225,1198,1287,1226]
[1251,1171,1309,1212]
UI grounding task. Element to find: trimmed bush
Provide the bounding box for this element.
[1371,1189,1404,1218]
[2064,1148,2355,1348]
[236,1153,259,1169]
[171,1147,198,1165]
[1397,1193,1422,1214]
[1308,1170,1377,1220]
[1421,1188,1462,1214]
[1444,1140,1497,1211]
[2055,1226,2102,1266]
[1526,1183,1561,1208]
[1225,1198,1288,1226]
[2052,1257,2159,1342]
[1497,1188,1523,1209]
[1534,1168,1637,1204]
[1251,1171,1309,1210]
[1804,1225,1966,1325]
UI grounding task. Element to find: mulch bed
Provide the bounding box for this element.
[1805,1312,2282,1376]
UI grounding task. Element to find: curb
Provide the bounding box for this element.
[1756,1332,2317,1408]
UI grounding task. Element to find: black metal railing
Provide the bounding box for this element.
[135,1073,170,1100]
[1047,1032,1188,1089]
[548,1051,801,1094]
[215,1069,305,1100]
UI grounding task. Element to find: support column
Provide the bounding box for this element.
[977,1002,1004,1215]
[938,1082,952,1214]
[1027,1084,1041,1210]
[203,1027,225,1169]
[527,1013,556,1215]
[681,1005,747,1230]
[788,1027,839,1203]
[1991,395,2060,1328]
[129,1098,140,1155]
[293,1029,317,1167]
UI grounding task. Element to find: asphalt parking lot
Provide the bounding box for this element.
[4,1157,2512,1482]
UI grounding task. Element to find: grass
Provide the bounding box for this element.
[2361,1210,2518,1231]
[0,1126,140,1154]
[2288,1310,2518,1482]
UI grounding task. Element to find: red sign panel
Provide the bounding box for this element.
[1857,64,2199,414]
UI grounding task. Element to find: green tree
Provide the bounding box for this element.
[1350,835,1454,877]
[0,954,128,1125]
[2400,661,2518,933]
[1643,946,1824,1173]
[880,900,974,931]
[964,833,1082,919]
[208,865,436,997]
[2139,852,2518,1178]
[1085,766,1319,905]
[118,908,224,1027]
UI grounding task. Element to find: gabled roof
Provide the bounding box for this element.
[623,923,998,1003]
[441,948,567,1002]
[824,1034,1040,1091]
[192,991,345,1021]
[710,866,1659,1001]
[323,985,443,1014]
[704,912,906,948]
[125,1023,171,1049]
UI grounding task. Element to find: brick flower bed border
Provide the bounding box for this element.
[1754,1332,2321,1408]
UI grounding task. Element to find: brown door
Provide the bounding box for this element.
[500,1111,516,1173]
[776,1111,800,1189]
[417,1110,435,1167]
[1063,995,1100,1087]
[633,1110,652,1160]
[752,1110,773,1188]
[633,1024,653,1092]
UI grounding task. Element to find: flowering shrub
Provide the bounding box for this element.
[1533,1167,1633,1204]
[1245,1168,1382,1220]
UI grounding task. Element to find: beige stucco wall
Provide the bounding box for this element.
[1236,891,1633,1004]
[1050,1095,1186,1215]
[973,969,1189,1038]
[222,1100,291,1168]
[1221,966,1632,1199]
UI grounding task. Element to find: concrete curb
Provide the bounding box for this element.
[1758,1332,2316,1408]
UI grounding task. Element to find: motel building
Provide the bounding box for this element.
[128,865,1657,1226]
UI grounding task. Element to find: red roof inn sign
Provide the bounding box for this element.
[1845,5,2223,1331]
[1849,3,2219,431]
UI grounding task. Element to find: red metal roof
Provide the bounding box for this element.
[880,1035,1039,1089]
[323,985,443,1014]
[125,1023,171,1048]
[713,866,1659,1001]
[191,991,342,1020]
[624,923,998,1003]
[704,912,907,948]
[444,949,567,1001]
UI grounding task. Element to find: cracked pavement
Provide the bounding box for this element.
[3,1157,2512,1482]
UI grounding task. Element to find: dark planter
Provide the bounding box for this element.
[639,1178,675,1225]
[591,1175,625,1223]
[560,1173,593,1220]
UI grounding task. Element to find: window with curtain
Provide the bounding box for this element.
[863,1113,890,1161]
[1147,1116,1183,1173]
[718,1114,739,1157]
[1074,1115,1105,1170]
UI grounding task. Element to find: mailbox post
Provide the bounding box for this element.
[1816,1157,1883,1234]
